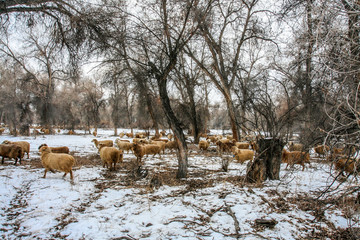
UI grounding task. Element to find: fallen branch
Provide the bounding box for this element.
[223,203,241,236]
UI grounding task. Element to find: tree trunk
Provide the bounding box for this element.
[245,138,284,183]
[183,75,200,143]
[189,91,200,144]
[113,102,119,136]
[224,91,240,141]
[304,0,314,130]
[158,77,188,178]
[204,80,210,135]
[137,75,160,135]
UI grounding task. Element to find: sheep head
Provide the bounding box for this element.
[38,143,48,150]
[39,145,51,153]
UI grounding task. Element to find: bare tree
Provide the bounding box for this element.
[186,0,274,141]
[0,61,33,135]
[102,63,128,135]
[80,79,106,133]
[53,84,82,131]
[173,52,205,143]
[0,28,70,132]
[121,0,213,178]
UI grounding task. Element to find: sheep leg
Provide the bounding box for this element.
[69,170,73,181]
[43,168,48,178]
[27,152,29,159]
[63,172,67,178]
[13,158,18,165]
[1,157,4,164]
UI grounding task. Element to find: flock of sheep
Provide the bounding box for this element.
[0,130,358,182]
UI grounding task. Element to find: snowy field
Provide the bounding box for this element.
[0,129,359,239]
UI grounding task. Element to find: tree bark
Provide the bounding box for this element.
[224,90,240,141]
[184,76,200,143]
[245,138,284,183]
[157,73,188,179]
[304,0,314,130]
[140,78,159,136]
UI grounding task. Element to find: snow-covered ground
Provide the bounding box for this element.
[0,129,359,239]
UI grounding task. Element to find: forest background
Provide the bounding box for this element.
[0,0,359,176]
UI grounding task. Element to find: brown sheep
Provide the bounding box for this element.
[0,128,5,135]
[206,136,218,144]
[67,130,75,135]
[133,138,149,144]
[115,139,134,153]
[334,157,358,175]
[167,133,174,140]
[41,128,50,135]
[92,139,113,150]
[135,132,148,138]
[151,138,168,143]
[150,140,166,154]
[216,139,234,153]
[282,149,310,171]
[332,146,356,156]
[39,146,76,181]
[99,145,123,170]
[314,145,330,157]
[233,149,254,163]
[198,140,210,151]
[165,141,178,152]
[150,133,162,140]
[0,144,22,165]
[250,141,259,152]
[2,140,30,159]
[235,142,250,149]
[289,142,304,152]
[126,132,134,138]
[226,135,233,140]
[132,143,162,162]
[332,147,345,155]
[38,144,70,154]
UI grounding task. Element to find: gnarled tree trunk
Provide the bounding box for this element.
[158,77,188,178]
[245,138,284,183]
